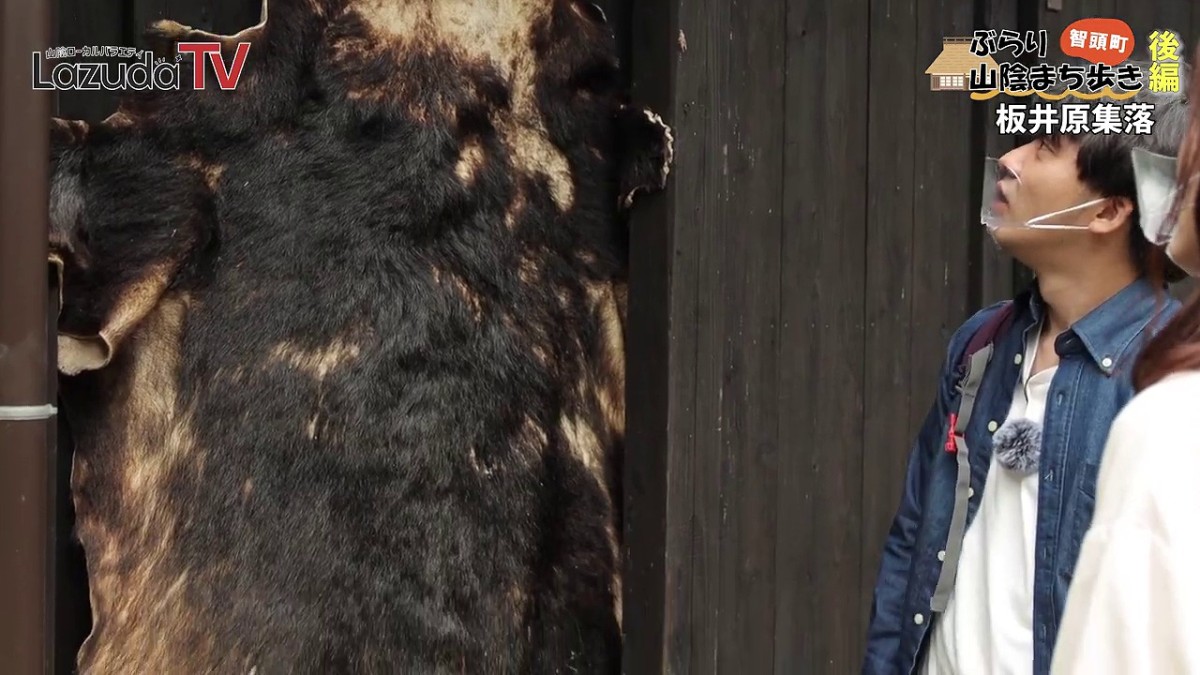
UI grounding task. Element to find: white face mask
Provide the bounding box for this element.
[980,157,1107,232]
[1130,147,1199,250]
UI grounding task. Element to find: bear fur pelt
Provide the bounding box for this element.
[46,0,672,672]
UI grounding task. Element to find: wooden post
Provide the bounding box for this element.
[623,0,793,670]
[621,0,672,670]
[0,0,56,673]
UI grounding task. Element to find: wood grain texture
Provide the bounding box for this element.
[623,0,673,672]
[711,0,786,669]
[859,0,920,666]
[54,0,124,121]
[772,0,871,671]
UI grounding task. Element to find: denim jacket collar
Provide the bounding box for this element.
[1020,276,1170,377]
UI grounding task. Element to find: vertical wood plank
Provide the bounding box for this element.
[54,0,125,122]
[686,2,731,668]
[912,0,976,431]
[712,0,786,671]
[858,0,918,660]
[775,0,870,672]
[624,0,788,671]
[682,2,730,672]
[1037,0,1100,62]
[622,0,693,672]
[658,2,705,673]
[622,0,667,670]
[975,0,1020,306]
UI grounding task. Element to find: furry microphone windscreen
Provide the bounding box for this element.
[992,417,1043,475]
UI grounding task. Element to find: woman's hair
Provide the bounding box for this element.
[1133,44,1200,391]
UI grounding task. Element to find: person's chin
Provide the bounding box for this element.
[989,225,1027,248]
[1167,236,1200,279]
[989,226,1042,263]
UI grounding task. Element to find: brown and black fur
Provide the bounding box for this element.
[47,1,672,672]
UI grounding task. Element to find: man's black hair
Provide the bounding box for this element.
[1030,55,1192,281]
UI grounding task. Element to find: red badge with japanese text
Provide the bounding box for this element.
[1060,19,1135,67]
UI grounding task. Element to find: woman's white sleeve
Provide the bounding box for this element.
[1051,409,1200,674]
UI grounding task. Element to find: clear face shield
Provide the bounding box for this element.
[1130,147,1199,247]
[980,157,1107,232]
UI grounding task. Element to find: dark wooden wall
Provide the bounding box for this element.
[45,0,1199,673]
[625,0,1200,674]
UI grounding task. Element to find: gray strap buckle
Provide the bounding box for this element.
[929,344,993,612]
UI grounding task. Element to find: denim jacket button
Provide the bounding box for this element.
[914,614,925,625]
[937,550,946,561]
[987,420,998,432]
[1014,353,1023,365]
[968,487,975,498]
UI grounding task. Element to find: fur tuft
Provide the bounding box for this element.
[992,417,1043,474]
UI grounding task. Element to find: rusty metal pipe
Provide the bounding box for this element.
[0,0,55,672]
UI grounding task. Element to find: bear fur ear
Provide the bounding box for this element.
[57,262,178,376]
[616,105,674,209]
[47,117,211,376]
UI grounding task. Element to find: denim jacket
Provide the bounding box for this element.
[862,277,1180,675]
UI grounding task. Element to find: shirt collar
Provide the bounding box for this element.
[1017,276,1172,376]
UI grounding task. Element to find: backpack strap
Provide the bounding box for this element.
[958,301,1017,377]
[930,300,1015,612]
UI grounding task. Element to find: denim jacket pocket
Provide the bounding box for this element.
[1064,461,1101,580]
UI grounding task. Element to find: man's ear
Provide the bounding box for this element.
[1089,195,1135,235]
[616,105,674,209]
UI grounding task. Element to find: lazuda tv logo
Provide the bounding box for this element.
[32,42,250,91]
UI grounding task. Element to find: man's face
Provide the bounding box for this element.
[989,136,1105,259]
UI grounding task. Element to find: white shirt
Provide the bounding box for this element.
[924,323,1057,675]
[1051,370,1200,674]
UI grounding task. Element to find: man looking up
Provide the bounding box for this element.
[862,58,1190,675]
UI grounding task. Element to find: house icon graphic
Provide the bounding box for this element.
[925,37,1001,91]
